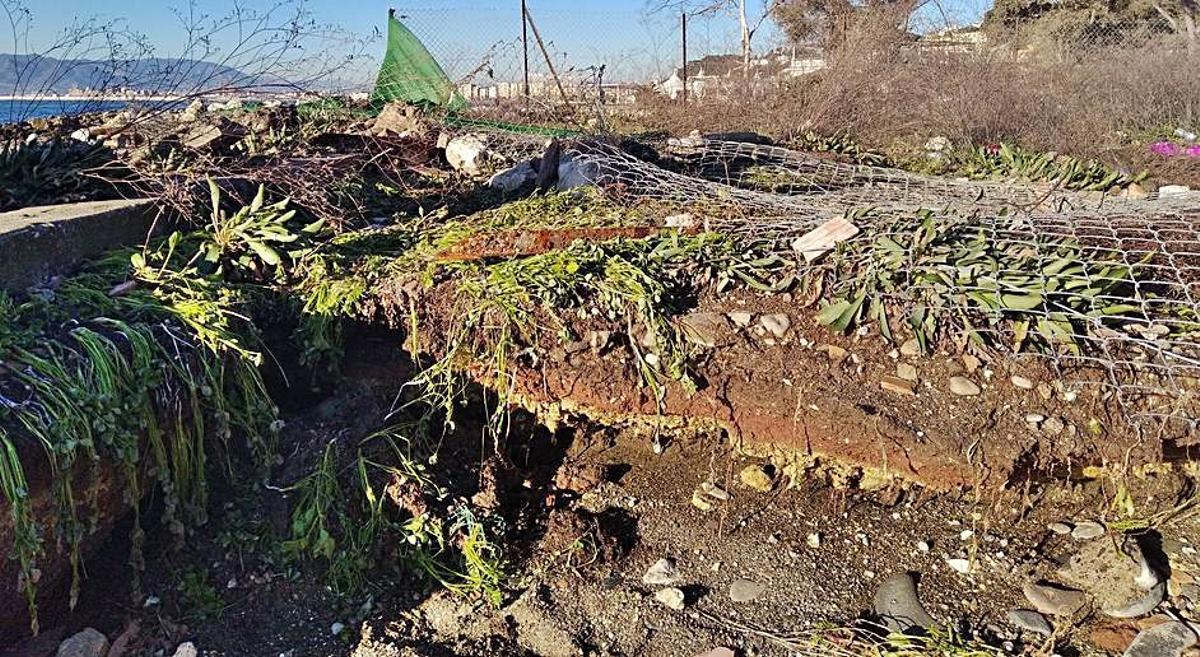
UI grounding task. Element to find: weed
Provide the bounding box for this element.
[177,568,225,621]
[815,208,1148,354]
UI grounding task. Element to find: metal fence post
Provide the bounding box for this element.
[521,0,530,98]
[681,11,691,105]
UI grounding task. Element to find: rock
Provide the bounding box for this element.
[880,375,916,396]
[1011,375,1035,389]
[678,312,729,348]
[899,338,921,357]
[872,572,937,632]
[895,363,919,382]
[1072,521,1106,540]
[56,629,109,657]
[727,311,753,328]
[69,128,90,142]
[823,344,849,362]
[330,621,345,636]
[806,533,821,548]
[1042,417,1066,436]
[1159,184,1194,200]
[695,649,736,657]
[1022,580,1087,616]
[487,161,537,193]
[172,643,198,657]
[945,558,972,574]
[178,99,205,123]
[1008,609,1053,636]
[643,558,679,585]
[1123,621,1199,657]
[1048,522,1073,535]
[962,354,981,373]
[1025,413,1046,424]
[371,102,423,135]
[739,464,774,492]
[1060,537,1167,618]
[446,134,492,176]
[759,313,791,338]
[729,578,765,602]
[949,376,981,396]
[655,586,686,610]
[691,491,714,512]
[556,154,599,190]
[181,116,247,151]
[1120,182,1149,200]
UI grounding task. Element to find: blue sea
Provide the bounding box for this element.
[0,99,171,124]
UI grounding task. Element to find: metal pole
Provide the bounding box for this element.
[521,0,530,98]
[681,12,688,104]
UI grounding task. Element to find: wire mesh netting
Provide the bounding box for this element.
[526,135,1200,439]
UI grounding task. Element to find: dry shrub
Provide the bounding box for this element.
[630,10,1200,178]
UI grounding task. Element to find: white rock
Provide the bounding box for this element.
[69,128,91,142]
[642,557,679,585]
[445,134,491,176]
[759,313,791,338]
[486,161,536,192]
[945,557,972,574]
[654,586,686,610]
[172,643,198,657]
[949,376,981,396]
[1159,184,1194,199]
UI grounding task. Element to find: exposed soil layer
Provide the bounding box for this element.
[11,333,1198,656]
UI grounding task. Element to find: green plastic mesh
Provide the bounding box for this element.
[371,10,466,111]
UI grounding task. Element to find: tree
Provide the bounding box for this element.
[650,0,774,77]
[771,0,924,50]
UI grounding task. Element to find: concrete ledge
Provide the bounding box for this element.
[0,198,161,293]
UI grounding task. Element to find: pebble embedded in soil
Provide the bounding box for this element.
[172,643,198,657]
[729,578,766,602]
[678,312,728,348]
[655,586,687,610]
[945,558,972,574]
[872,572,937,632]
[643,558,680,585]
[727,311,753,328]
[807,533,822,548]
[1022,580,1087,616]
[1122,621,1200,657]
[738,464,774,492]
[896,363,918,382]
[759,313,791,338]
[1071,521,1106,540]
[900,338,921,356]
[1048,522,1073,535]
[695,648,736,657]
[1011,375,1035,389]
[949,376,981,396]
[880,375,916,395]
[1042,417,1066,436]
[56,628,109,657]
[1007,609,1053,636]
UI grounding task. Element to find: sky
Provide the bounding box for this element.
[10,0,994,87]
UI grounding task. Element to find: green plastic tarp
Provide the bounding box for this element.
[372,9,466,111]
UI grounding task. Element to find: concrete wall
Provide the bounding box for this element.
[0,198,160,294]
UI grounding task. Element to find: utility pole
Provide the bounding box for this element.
[681,11,688,104]
[521,0,530,98]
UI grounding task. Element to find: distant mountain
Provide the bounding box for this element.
[0,55,271,96]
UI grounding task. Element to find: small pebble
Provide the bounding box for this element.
[655,587,686,610]
[946,558,972,574]
[1072,521,1106,540]
[729,579,765,602]
[1011,375,1035,389]
[1048,522,1072,535]
[949,376,981,396]
[1007,609,1053,636]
